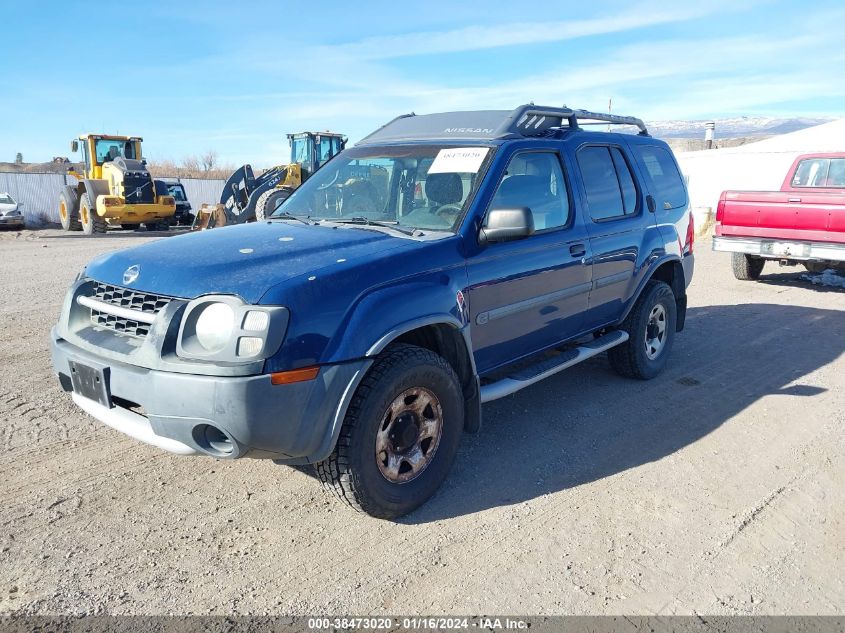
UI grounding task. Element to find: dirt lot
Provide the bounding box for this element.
[0,228,842,616]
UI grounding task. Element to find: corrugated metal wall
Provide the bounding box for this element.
[0,172,225,225]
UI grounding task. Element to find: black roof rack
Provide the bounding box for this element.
[357,104,649,145]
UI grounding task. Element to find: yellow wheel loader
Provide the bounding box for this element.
[58,134,176,234]
[200,131,345,229]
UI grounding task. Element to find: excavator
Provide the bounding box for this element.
[197,131,345,229]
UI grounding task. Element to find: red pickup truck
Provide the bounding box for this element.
[713,152,845,280]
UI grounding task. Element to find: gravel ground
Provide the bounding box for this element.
[0,227,842,616]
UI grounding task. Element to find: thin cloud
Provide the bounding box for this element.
[312,1,743,60]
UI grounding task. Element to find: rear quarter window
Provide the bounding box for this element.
[635,145,687,210]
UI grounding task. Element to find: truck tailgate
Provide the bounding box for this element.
[718,191,845,243]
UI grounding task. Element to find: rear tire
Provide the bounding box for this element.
[58,188,81,231]
[732,253,765,280]
[79,194,106,235]
[315,344,463,519]
[255,189,291,221]
[609,280,677,380]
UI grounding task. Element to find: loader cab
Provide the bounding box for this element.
[69,135,143,180]
[287,132,345,180]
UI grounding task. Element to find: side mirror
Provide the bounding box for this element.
[70,140,79,153]
[479,207,534,244]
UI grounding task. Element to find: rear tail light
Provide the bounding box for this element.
[685,212,695,254]
[716,197,726,223]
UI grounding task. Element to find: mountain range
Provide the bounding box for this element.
[645,116,836,139]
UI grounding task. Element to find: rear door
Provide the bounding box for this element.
[466,148,593,374]
[573,142,652,329]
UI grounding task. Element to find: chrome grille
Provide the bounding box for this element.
[88,282,173,337]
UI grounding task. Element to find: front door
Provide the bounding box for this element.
[466,150,593,374]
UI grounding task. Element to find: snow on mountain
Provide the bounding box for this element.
[646,116,835,139]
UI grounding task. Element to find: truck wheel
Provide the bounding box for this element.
[255,189,290,221]
[609,280,677,380]
[316,344,464,519]
[732,253,765,280]
[803,262,828,274]
[58,188,81,231]
[79,194,106,235]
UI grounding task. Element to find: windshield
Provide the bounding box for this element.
[95,139,136,164]
[0,194,13,204]
[274,145,492,232]
[167,184,187,201]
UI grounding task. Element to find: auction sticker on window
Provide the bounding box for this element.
[428,147,489,174]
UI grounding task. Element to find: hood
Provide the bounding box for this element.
[0,203,17,215]
[84,222,416,303]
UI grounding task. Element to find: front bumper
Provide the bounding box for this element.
[0,215,24,226]
[713,236,845,262]
[51,330,371,462]
[95,202,176,223]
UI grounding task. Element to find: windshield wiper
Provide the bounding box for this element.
[268,212,313,225]
[324,217,419,236]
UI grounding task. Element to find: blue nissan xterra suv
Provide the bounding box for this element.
[51,105,695,519]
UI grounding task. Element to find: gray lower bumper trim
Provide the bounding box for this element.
[72,392,198,455]
[52,334,371,461]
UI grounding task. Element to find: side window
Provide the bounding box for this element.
[577,145,638,221]
[791,158,845,187]
[489,152,570,231]
[635,145,687,209]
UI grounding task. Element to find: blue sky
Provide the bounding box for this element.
[2,0,844,166]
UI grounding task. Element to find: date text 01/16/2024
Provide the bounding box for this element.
[306,617,529,630]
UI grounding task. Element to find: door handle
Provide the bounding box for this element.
[569,243,586,258]
[788,198,801,203]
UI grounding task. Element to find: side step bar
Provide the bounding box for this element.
[479,330,629,403]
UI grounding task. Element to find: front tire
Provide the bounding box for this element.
[315,344,464,519]
[609,280,677,380]
[79,194,106,235]
[732,253,765,280]
[255,189,291,221]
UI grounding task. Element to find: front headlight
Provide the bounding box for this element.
[176,296,289,363]
[195,303,235,353]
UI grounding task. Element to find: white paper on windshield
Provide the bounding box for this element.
[428,147,489,174]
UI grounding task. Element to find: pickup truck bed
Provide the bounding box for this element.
[713,153,845,278]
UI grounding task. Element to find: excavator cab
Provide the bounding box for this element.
[289,132,345,180]
[206,130,346,229]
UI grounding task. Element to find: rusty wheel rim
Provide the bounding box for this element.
[375,387,443,484]
[80,204,89,225]
[59,200,67,221]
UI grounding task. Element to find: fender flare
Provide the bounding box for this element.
[365,315,482,434]
[618,254,687,329]
[79,179,110,206]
